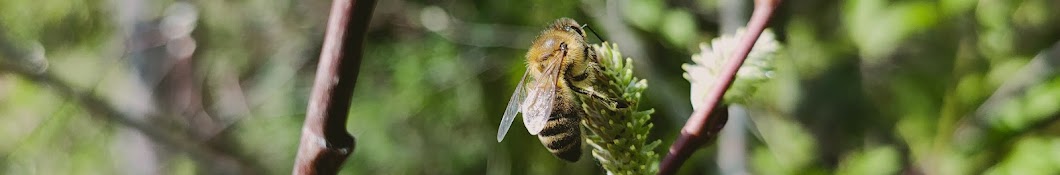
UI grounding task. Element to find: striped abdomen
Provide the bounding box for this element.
[536,104,582,162]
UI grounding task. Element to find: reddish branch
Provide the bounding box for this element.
[291,0,377,174]
[657,0,781,174]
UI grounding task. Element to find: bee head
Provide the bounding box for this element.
[551,18,586,39]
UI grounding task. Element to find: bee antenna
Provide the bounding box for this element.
[582,24,604,42]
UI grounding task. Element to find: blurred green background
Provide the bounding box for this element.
[1,0,1059,174]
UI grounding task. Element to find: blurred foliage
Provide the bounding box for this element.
[0,0,1058,174]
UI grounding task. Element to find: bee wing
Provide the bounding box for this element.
[522,58,562,135]
[497,70,530,142]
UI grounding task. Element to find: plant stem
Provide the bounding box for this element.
[291,0,376,174]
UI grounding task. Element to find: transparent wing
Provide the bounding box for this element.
[523,58,562,135]
[497,70,529,142]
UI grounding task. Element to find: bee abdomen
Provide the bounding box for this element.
[537,112,582,162]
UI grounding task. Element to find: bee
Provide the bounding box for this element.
[496,18,626,162]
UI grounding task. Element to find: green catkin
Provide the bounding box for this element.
[580,42,660,175]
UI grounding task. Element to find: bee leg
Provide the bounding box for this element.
[565,64,629,109]
[567,82,628,109]
[586,63,628,109]
[613,99,629,108]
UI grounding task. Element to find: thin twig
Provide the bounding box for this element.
[657,0,781,174]
[956,41,1060,146]
[0,19,264,173]
[291,0,377,174]
[953,41,1060,173]
[0,62,261,173]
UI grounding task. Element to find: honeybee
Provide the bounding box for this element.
[496,18,626,162]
